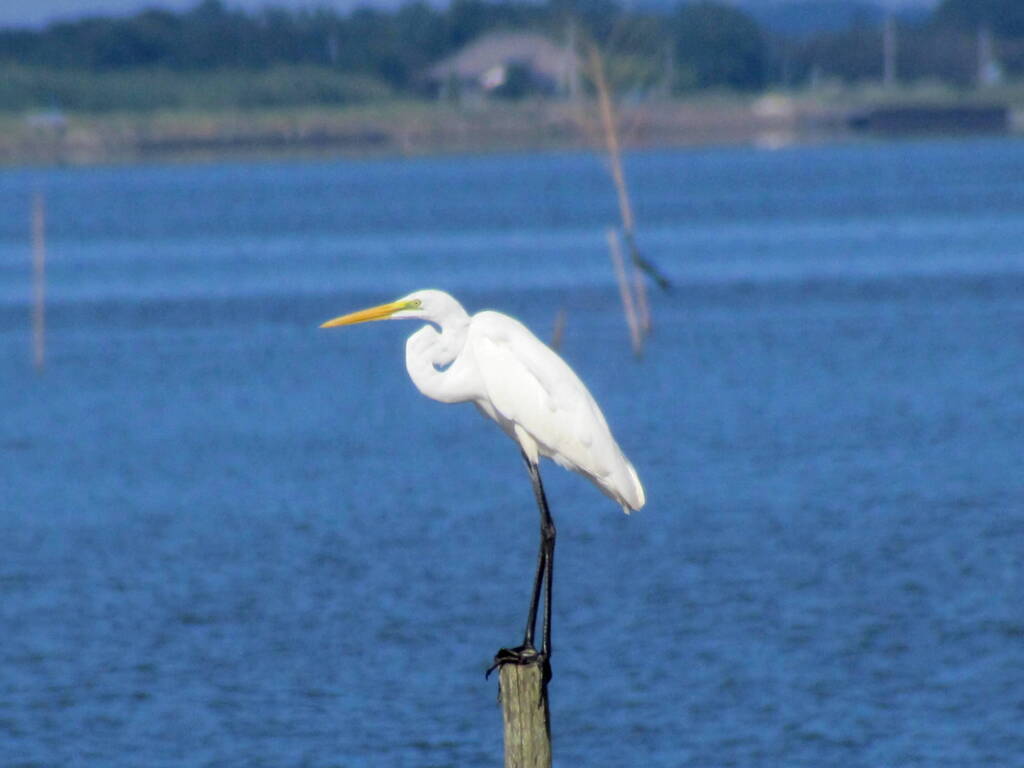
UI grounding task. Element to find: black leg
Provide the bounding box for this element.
[521,510,547,649]
[525,457,556,662]
[487,453,556,684]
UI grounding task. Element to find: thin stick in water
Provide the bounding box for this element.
[588,44,634,235]
[607,228,642,357]
[586,42,670,292]
[633,262,651,337]
[550,308,566,351]
[31,190,46,372]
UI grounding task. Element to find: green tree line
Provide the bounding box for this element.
[0,0,1021,112]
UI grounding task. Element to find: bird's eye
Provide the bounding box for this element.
[409,299,422,309]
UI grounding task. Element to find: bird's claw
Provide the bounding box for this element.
[486,644,551,684]
[487,645,551,707]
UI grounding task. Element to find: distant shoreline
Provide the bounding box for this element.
[3,93,1021,166]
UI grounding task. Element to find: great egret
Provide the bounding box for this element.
[320,289,645,678]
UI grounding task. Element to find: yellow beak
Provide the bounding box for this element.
[319,300,411,328]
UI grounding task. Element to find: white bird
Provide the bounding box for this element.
[320,289,645,677]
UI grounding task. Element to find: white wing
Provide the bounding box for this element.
[467,310,644,511]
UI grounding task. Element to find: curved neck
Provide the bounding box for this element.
[405,315,472,404]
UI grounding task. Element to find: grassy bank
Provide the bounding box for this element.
[0,64,392,112]
[4,84,1023,166]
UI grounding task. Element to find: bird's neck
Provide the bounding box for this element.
[405,316,473,404]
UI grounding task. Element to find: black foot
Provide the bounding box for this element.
[485,644,551,686]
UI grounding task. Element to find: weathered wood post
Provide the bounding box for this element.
[498,663,551,768]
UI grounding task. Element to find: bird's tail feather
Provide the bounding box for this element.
[621,459,645,513]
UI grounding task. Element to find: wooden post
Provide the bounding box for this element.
[499,663,551,768]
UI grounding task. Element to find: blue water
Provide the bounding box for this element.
[2,139,1023,766]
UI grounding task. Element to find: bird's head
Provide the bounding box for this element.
[319,289,465,329]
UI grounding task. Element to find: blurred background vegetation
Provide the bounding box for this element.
[1,0,1023,113]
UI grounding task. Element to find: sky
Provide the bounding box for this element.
[0,0,940,29]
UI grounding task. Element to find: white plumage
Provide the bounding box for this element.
[351,289,645,512]
[467,310,644,513]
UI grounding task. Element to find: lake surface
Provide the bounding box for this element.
[1,139,1023,766]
